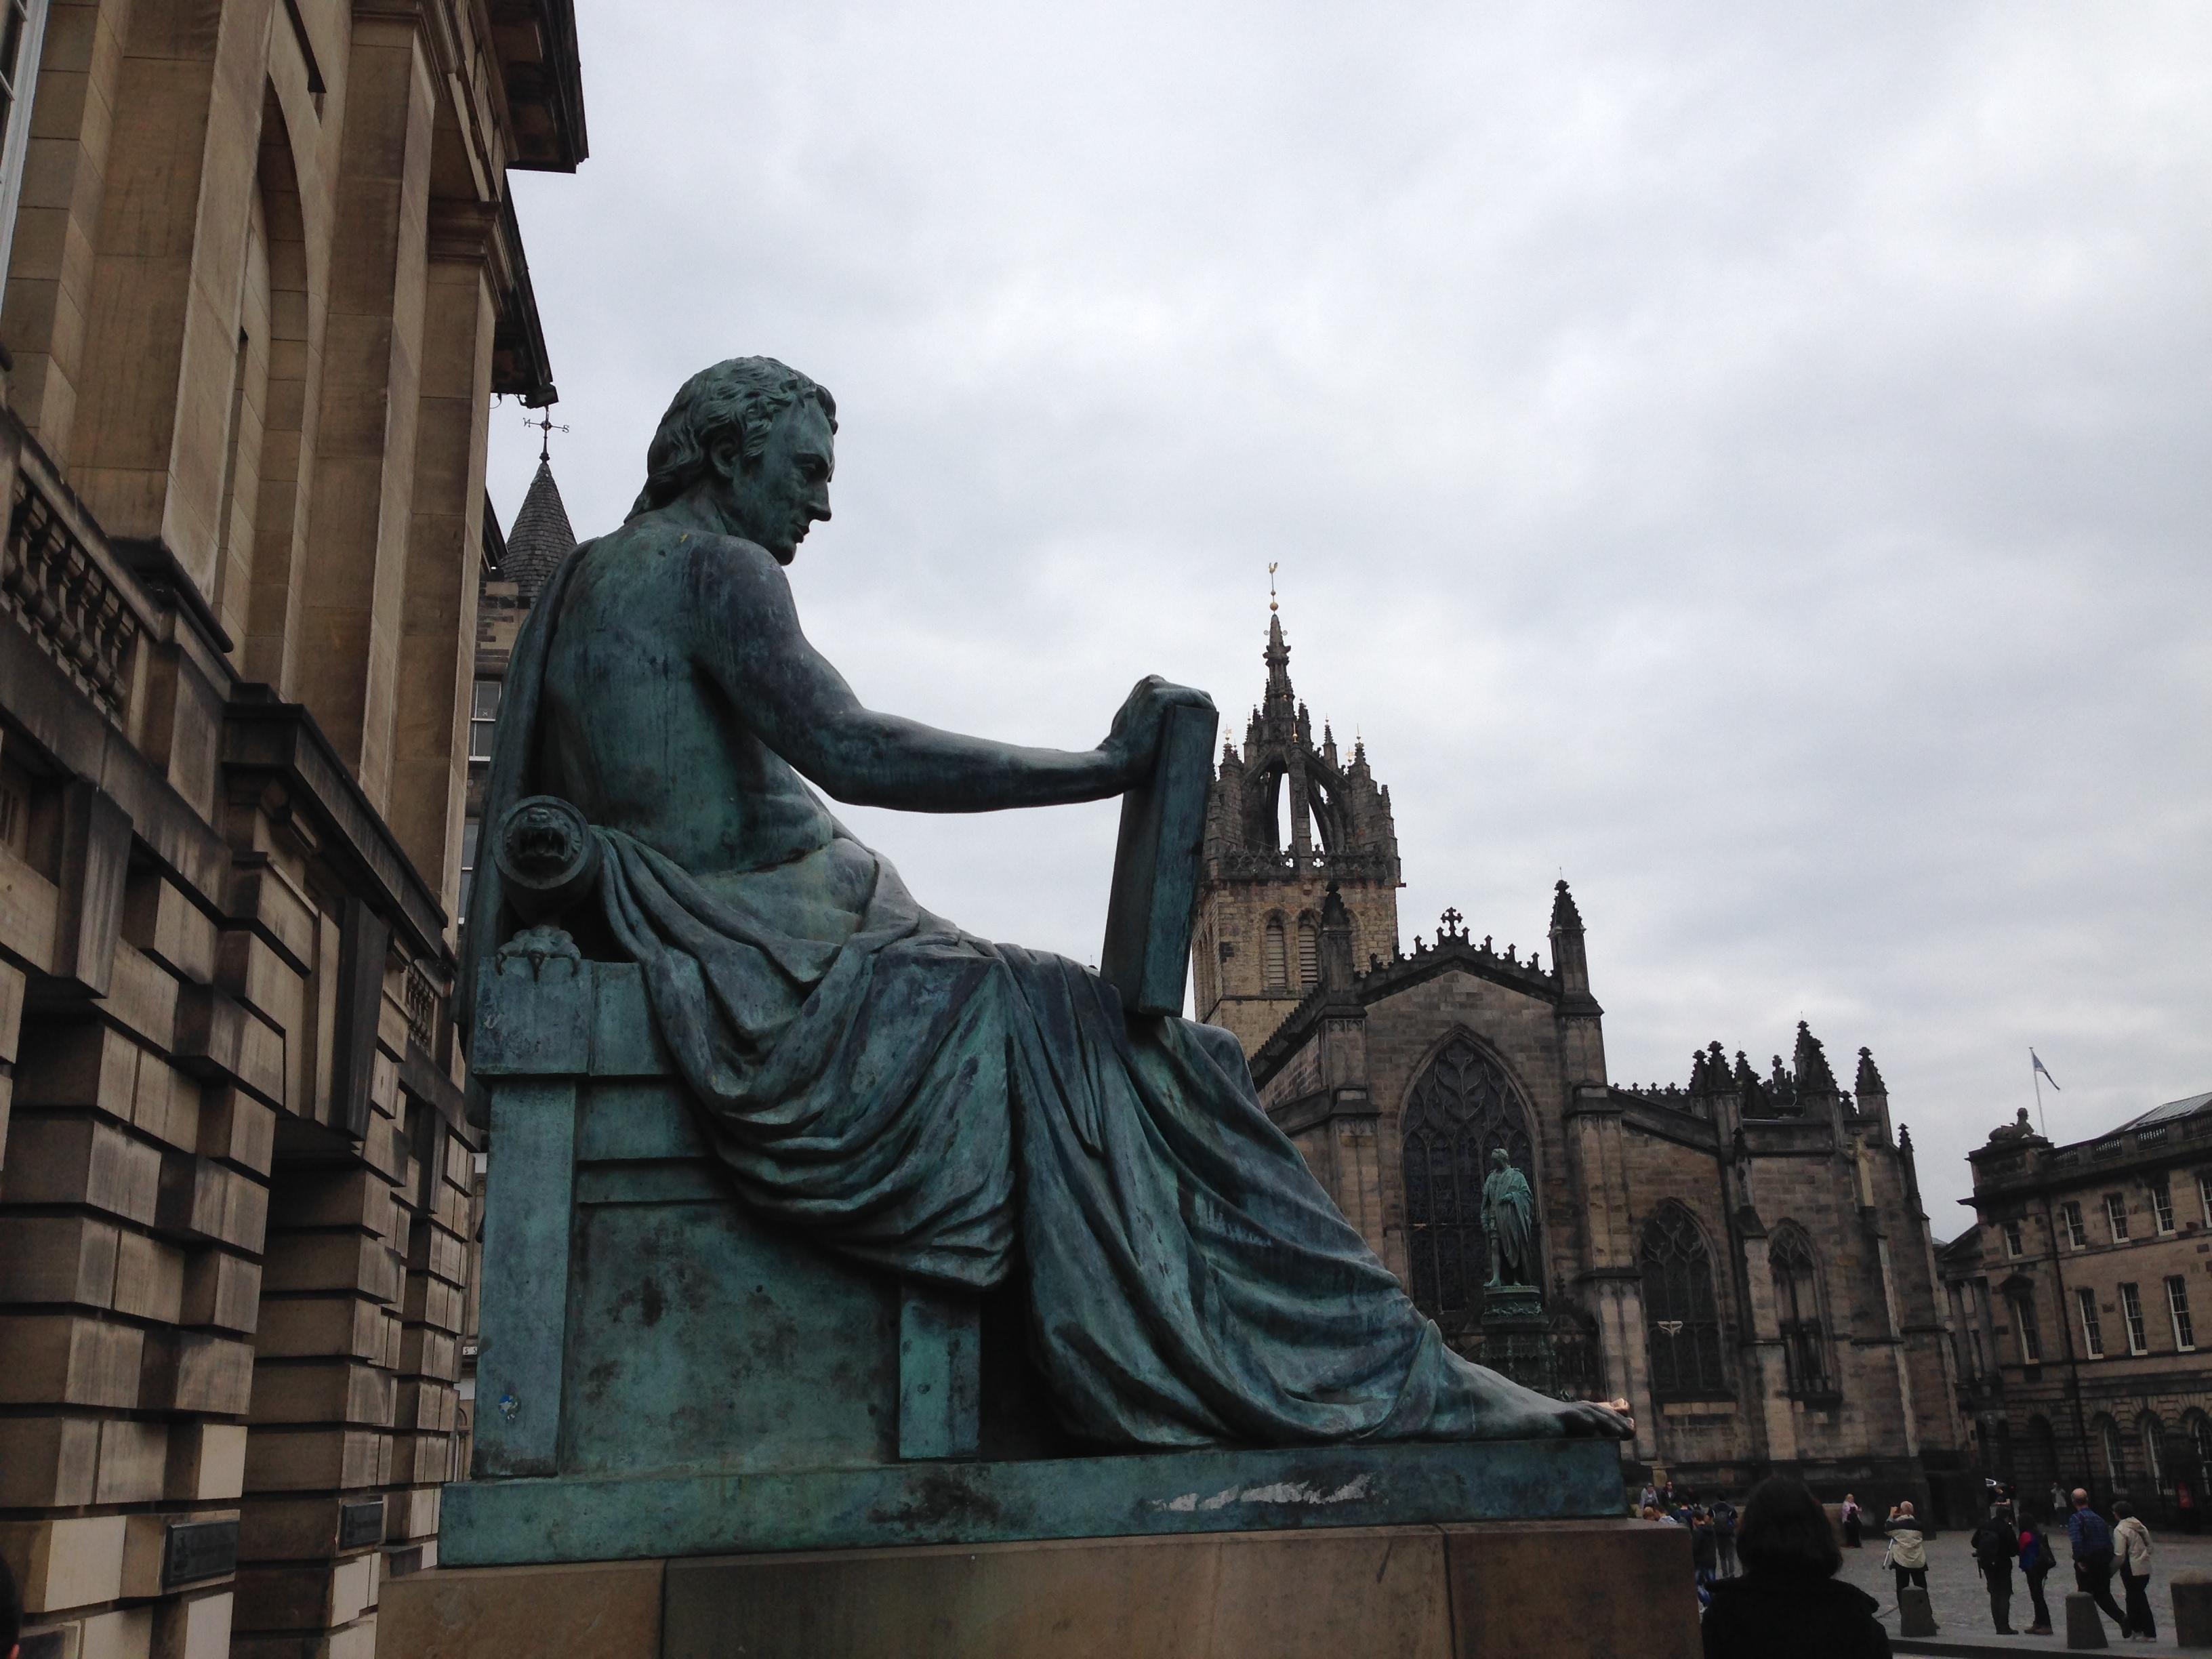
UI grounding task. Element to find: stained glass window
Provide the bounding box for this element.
[1401,1033,1535,1336]
[1641,1202,1729,1399]
[1771,1226,1832,1397]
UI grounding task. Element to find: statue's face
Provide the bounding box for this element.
[1491,1149,1507,1169]
[717,398,834,564]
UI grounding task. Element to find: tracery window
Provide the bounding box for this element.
[1400,1033,1535,1336]
[1770,1225,1833,1398]
[1640,1202,1729,1399]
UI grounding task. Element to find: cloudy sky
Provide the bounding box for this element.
[486,2,2211,1227]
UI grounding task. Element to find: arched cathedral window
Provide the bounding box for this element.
[1640,1203,1729,1399]
[1263,916,1288,989]
[1770,1225,1833,1399]
[1296,912,1319,987]
[1400,1033,1536,1336]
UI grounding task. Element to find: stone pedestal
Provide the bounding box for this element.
[2173,1570,2212,1647]
[377,1519,1697,1659]
[1898,1583,1938,1637]
[2066,1589,2110,1649]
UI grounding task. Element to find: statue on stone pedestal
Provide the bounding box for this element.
[1481,1148,1537,1290]
[462,356,1630,1450]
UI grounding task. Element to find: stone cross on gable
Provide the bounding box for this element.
[1440,907,1464,935]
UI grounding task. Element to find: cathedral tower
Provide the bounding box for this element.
[1193,603,1402,1053]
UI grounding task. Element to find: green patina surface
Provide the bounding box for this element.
[443,1437,1626,1565]
[451,357,1633,1571]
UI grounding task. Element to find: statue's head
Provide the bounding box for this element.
[628,357,838,563]
[1490,1148,1509,1170]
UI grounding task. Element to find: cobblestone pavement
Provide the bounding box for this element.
[1822,1525,2212,1654]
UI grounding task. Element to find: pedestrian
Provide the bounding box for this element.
[2113,1500,2156,1639]
[1969,1499,2020,1635]
[2179,1479,2199,1534]
[1701,1477,1889,1659]
[1641,1481,1660,1514]
[1692,1507,1719,1584]
[1841,1492,1863,1547]
[1713,1497,1740,1577]
[1882,1501,1929,1599]
[1663,1477,1679,1510]
[2067,1488,2129,1633]
[2018,1511,2056,1635]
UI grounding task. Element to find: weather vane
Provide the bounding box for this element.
[529,405,569,462]
[1268,560,1278,613]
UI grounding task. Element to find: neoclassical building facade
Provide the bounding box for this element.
[1196,608,1972,1513]
[0,3,583,1655]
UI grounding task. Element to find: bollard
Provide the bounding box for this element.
[1898,1585,1938,1638]
[2174,1571,2212,1648]
[2066,1591,2110,1650]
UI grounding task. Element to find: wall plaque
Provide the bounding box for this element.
[340,1498,387,1549]
[163,1518,239,1586]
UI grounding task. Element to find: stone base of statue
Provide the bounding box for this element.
[380,1519,1698,1659]
[403,961,1667,1655]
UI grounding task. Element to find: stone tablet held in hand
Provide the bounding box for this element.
[1101,700,1219,1015]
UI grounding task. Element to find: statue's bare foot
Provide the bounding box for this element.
[1437,1361,1635,1440]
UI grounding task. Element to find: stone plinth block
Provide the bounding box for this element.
[2173,1571,2212,1647]
[377,1519,1694,1659]
[2067,1590,2110,1649]
[1898,1582,1937,1637]
[440,1436,1627,1566]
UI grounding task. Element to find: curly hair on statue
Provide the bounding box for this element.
[626,356,838,520]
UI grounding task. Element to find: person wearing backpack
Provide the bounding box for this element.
[2068,1488,2129,1633]
[2017,1513,2056,1635]
[1713,1497,1740,1577]
[2113,1500,2156,1639]
[1969,1500,2021,1634]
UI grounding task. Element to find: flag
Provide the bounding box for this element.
[2032,1050,2062,1090]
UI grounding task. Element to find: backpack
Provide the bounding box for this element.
[2020,1529,2046,1576]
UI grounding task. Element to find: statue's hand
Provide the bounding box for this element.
[1101,675,1211,785]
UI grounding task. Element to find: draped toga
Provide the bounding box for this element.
[462,542,1591,1449]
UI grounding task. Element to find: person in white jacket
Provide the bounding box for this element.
[1884,1500,1929,1598]
[2113,1501,2156,1639]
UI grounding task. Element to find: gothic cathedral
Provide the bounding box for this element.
[1193,607,1973,1515]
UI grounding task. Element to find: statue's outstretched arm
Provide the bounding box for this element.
[688,535,1206,812]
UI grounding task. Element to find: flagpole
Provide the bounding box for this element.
[2031,1049,2049,1139]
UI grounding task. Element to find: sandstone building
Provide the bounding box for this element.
[1200,608,1973,1515]
[1940,1090,2212,1525]
[0,3,583,1655]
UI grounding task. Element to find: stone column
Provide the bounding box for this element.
[66,0,276,590]
[0,0,133,464]
[1566,1088,1654,1456]
[293,14,434,812]
[1739,1233,1797,1465]
[388,204,494,920]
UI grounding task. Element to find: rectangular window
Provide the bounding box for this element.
[458,819,480,912]
[2154,1183,2176,1234]
[2200,1172,2212,1227]
[2106,1194,2131,1242]
[2121,1282,2148,1355]
[2077,1287,2106,1358]
[2003,1219,2024,1256]
[0,0,51,300]
[469,680,501,762]
[2063,1201,2088,1248]
[2013,1294,2043,1364]
[2170,1276,2196,1353]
